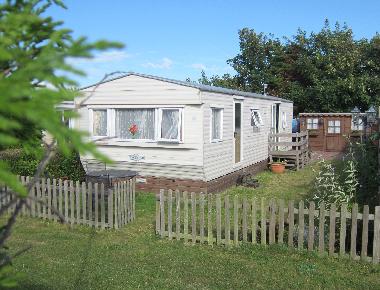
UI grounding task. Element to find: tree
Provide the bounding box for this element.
[200,21,380,114]
[0,0,122,284]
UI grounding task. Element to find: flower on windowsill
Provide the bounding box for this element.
[129,124,138,137]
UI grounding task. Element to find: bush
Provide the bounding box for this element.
[0,148,86,182]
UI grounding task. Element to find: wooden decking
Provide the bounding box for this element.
[269,131,310,170]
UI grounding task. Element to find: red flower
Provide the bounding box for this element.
[129,124,138,136]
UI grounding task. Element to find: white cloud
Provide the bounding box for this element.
[67,50,131,65]
[143,57,173,69]
[190,63,207,70]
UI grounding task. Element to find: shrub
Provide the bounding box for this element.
[0,148,86,182]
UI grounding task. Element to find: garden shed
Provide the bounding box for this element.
[74,72,293,193]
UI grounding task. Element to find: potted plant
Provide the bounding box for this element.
[270,160,286,174]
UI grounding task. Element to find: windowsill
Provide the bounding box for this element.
[211,139,223,143]
[93,138,196,149]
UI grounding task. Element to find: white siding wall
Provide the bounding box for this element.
[81,75,201,105]
[202,91,293,181]
[77,76,205,180]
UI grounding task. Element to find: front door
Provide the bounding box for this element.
[325,118,343,151]
[234,102,242,163]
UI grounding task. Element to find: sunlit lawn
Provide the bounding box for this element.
[6,161,380,289]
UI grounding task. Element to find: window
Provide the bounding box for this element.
[115,109,155,140]
[158,108,182,142]
[351,117,364,131]
[251,109,263,127]
[211,108,223,141]
[92,110,107,136]
[328,120,341,134]
[307,118,318,130]
[282,112,287,129]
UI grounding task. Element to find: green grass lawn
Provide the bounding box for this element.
[6,165,380,289]
[224,164,318,201]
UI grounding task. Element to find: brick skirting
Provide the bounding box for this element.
[136,159,268,194]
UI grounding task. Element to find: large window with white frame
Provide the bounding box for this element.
[92,109,107,137]
[115,108,155,140]
[90,107,183,143]
[211,107,223,141]
[251,109,263,127]
[307,118,318,130]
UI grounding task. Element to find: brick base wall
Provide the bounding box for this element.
[136,159,268,194]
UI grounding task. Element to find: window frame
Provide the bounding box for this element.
[210,107,224,143]
[157,107,184,143]
[250,108,264,128]
[114,108,156,142]
[306,118,319,130]
[327,119,341,134]
[351,116,364,131]
[89,108,109,139]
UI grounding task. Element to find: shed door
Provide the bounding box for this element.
[325,119,343,151]
[234,102,242,163]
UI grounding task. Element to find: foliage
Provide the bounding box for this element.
[0,149,86,181]
[312,159,349,209]
[312,138,379,209]
[0,0,121,195]
[6,194,380,289]
[200,20,380,114]
[0,0,122,286]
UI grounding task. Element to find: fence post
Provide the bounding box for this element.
[107,188,113,228]
[225,195,230,246]
[328,203,336,256]
[183,191,188,242]
[175,190,181,240]
[361,205,369,261]
[288,200,294,248]
[200,194,205,244]
[278,199,284,244]
[207,194,213,245]
[318,202,325,254]
[373,206,380,264]
[350,203,358,259]
[233,195,238,246]
[269,199,276,245]
[191,192,196,244]
[298,200,304,250]
[216,194,222,245]
[242,197,248,243]
[168,189,173,240]
[261,198,267,245]
[155,192,160,234]
[160,189,165,238]
[339,204,347,256]
[308,202,315,251]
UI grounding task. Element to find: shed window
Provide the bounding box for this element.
[115,109,155,140]
[351,117,364,131]
[211,108,223,141]
[307,118,318,130]
[328,120,341,134]
[158,108,182,142]
[93,110,107,136]
[251,109,263,127]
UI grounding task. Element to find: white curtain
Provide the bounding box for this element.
[212,109,221,140]
[93,110,107,136]
[161,109,179,140]
[115,109,155,139]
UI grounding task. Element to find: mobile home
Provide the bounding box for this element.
[74,73,293,193]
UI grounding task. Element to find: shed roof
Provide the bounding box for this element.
[80,72,292,103]
[299,112,353,117]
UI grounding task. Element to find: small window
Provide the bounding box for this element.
[282,112,287,129]
[211,108,223,141]
[307,118,318,130]
[351,117,364,131]
[158,108,182,142]
[328,120,341,134]
[251,109,263,127]
[92,109,107,136]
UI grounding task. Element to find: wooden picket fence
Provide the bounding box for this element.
[156,190,380,264]
[0,176,136,229]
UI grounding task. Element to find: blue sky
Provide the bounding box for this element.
[49,0,380,87]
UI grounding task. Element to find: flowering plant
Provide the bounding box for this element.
[129,124,138,137]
